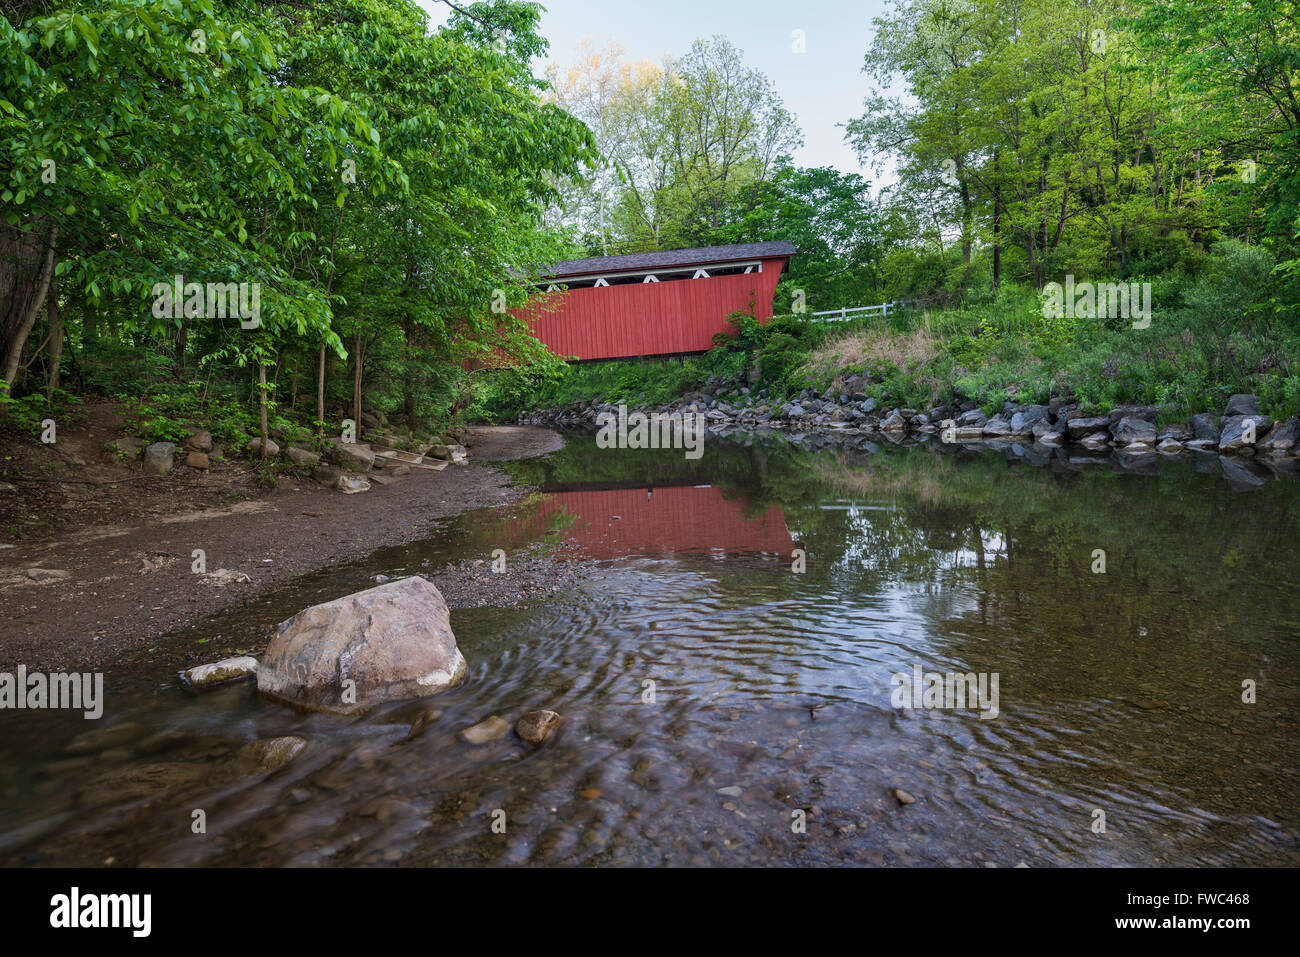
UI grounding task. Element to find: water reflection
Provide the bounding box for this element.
[1,433,1297,867]
[513,486,796,559]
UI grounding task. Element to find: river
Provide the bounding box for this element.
[2,431,1297,866]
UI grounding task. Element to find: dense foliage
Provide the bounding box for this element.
[1,0,596,445]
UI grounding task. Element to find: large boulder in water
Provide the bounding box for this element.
[257,576,466,715]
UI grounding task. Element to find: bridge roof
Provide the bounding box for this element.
[543,241,795,279]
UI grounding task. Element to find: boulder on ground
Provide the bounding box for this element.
[1066,416,1109,439]
[256,576,467,715]
[181,656,258,690]
[24,567,69,582]
[1190,412,1220,441]
[1224,394,1259,417]
[142,442,176,475]
[1258,418,1299,454]
[285,446,319,468]
[879,411,906,433]
[107,436,147,460]
[1009,406,1048,433]
[184,430,213,452]
[1218,414,1272,453]
[248,437,280,458]
[335,475,370,493]
[185,451,210,469]
[429,443,469,463]
[1111,416,1156,445]
[1106,404,1158,423]
[313,463,342,485]
[982,415,1013,436]
[334,442,375,472]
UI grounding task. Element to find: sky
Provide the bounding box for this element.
[415,0,894,179]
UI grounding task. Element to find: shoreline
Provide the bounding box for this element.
[518,390,1300,485]
[0,426,563,673]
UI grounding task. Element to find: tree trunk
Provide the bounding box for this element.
[46,281,62,401]
[316,343,326,433]
[351,332,363,428]
[402,317,417,428]
[175,320,187,377]
[258,362,270,460]
[991,151,1001,290]
[1,221,59,391]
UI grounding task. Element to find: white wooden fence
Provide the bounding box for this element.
[809,300,920,322]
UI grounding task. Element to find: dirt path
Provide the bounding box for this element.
[0,424,564,671]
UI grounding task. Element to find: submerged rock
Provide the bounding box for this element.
[515,710,563,745]
[243,736,307,772]
[257,576,467,715]
[405,708,443,740]
[180,656,258,691]
[65,722,143,755]
[460,715,511,745]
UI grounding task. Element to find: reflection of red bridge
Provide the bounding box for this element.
[518,486,796,559]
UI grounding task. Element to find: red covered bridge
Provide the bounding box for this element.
[512,241,794,361]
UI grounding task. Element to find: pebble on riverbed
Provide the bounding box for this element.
[893,788,916,805]
[405,708,443,740]
[515,710,563,745]
[459,715,511,745]
[242,736,307,772]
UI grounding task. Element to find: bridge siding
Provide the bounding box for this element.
[513,257,787,360]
